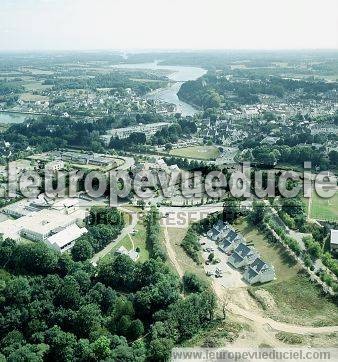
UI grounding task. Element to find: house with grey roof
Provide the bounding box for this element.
[218,229,243,253]
[207,220,230,241]
[228,243,259,269]
[243,257,275,284]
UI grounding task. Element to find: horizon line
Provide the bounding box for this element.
[0,48,338,54]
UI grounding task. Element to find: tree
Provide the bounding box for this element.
[12,243,59,275]
[180,229,201,264]
[74,339,92,361]
[281,197,305,218]
[44,326,77,362]
[71,238,93,261]
[116,315,132,336]
[223,199,240,222]
[4,277,31,305]
[165,143,173,151]
[76,303,102,337]
[7,343,49,362]
[91,336,111,360]
[182,272,206,293]
[329,150,338,167]
[55,276,81,309]
[248,201,266,225]
[148,338,174,361]
[89,224,116,252]
[208,253,214,262]
[128,319,144,340]
[97,255,136,291]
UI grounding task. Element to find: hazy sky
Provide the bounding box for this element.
[0,0,337,51]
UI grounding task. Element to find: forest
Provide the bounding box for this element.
[0,206,217,361]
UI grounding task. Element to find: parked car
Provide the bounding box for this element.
[215,268,223,276]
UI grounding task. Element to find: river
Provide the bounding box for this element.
[112,62,206,116]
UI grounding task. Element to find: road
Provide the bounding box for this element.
[159,203,224,228]
[90,207,138,266]
[163,226,184,277]
[212,282,338,335]
[114,156,135,171]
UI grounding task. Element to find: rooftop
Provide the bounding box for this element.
[331,230,338,245]
[47,224,88,249]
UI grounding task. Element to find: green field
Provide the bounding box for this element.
[236,220,338,326]
[235,221,300,282]
[169,145,220,160]
[103,212,149,263]
[258,274,338,326]
[130,221,150,263]
[166,227,210,285]
[309,191,338,221]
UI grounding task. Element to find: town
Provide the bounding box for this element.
[0,3,338,358]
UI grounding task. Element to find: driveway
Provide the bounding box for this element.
[200,235,246,288]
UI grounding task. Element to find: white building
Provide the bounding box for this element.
[115,246,139,261]
[45,160,64,172]
[0,208,86,244]
[46,224,88,253]
[330,230,338,253]
[101,122,170,144]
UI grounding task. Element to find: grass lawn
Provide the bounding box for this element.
[235,220,338,326]
[20,93,49,102]
[309,191,338,221]
[235,220,300,282]
[258,274,338,326]
[169,145,220,161]
[131,222,149,263]
[23,81,51,91]
[166,227,210,285]
[111,235,133,255]
[103,220,150,263]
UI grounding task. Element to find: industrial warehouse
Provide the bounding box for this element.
[0,196,87,252]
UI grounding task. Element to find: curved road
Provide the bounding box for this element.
[212,282,338,335]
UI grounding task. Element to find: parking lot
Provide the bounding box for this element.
[200,235,247,288]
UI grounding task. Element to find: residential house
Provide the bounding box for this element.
[115,246,139,261]
[45,160,64,172]
[207,220,229,241]
[218,228,242,253]
[228,243,258,268]
[243,257,276,284]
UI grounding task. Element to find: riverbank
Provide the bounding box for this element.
[112,62,207,116]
